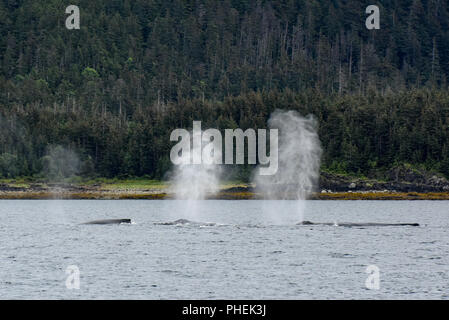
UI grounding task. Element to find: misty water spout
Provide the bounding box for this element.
[169,123,222,218]
[254,110,322,223]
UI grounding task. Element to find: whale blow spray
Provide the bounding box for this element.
[253,110,322,223]
[169,125,222,219]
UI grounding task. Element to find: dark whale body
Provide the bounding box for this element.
[155,219,216,226]
[82,219,132,225]
[156,218,191,225]
[299,220,419,227]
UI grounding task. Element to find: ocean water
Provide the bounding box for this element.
[0,200,448,299]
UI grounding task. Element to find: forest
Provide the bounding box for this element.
[0,0,449,181]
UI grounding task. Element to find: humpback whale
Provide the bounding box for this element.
[82,218,132,225]
[298,220,419,227]
[155,219,216,226]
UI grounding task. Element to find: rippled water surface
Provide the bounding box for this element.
[0,200,448,299]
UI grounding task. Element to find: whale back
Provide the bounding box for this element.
[83,219,132,225]
[298,221,419,227]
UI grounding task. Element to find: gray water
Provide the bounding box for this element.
[0,200,448,299]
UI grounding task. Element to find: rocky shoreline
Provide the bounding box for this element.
[1,165,449,200]
[1,189,449,200]
[319,170,449,193]
[1,184,449,200]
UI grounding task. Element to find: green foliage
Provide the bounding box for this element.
[1,89,448,179]
[81,67,99,81]
[0,1,449,179]
[0,153,19,178]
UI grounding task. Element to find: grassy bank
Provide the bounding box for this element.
[2,192,449,200]
[1,178,449,200]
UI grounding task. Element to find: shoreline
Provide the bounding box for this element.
[2,178,449,200]
[1,191,449,200]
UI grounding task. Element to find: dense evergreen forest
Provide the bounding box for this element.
[1,0,449,180]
